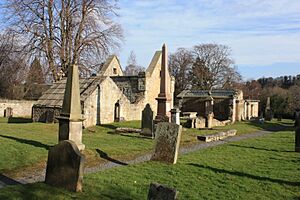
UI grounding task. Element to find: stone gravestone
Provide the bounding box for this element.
[148,183,178,200]
[141,104,154,137]
[45,140,85,192]
[265,97,273,121]
[295,117,300,152]
[151,122,182,164]
[4,107,13,118]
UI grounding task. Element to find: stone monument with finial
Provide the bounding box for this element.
[154,44,172,123]
[57,64,85,151]
[265,97,273,121]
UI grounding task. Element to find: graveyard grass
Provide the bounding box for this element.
[0,117,292,174]
[0,126,299,199]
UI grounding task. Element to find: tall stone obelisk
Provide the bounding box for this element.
[155,44,171,123]
[57,65,85,151]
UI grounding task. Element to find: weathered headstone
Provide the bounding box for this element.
[4,107,13,118]
[151,122,182,164]
[170,108,180,125]
[295,117,300,152]
[148,183,178,200]
[141,104,154,137]
[45,140,85,192]
[57,64,85,150]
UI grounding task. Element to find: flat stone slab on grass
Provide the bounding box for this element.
[148,183,178,200]
[45,140,85,192]
[197,130,237,142]
[115,127,141,134]
[151,122,182,164]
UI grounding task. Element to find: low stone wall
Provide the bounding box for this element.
[32,105,61,123]
[0,99,36,117]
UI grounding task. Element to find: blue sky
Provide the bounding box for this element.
[116,0,300,80]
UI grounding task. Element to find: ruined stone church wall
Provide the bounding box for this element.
[98,77,143,124]
[82,88,98,128]
[244,101,259,119]
[0,99,36,117]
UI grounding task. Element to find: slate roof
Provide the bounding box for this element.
[36,76,105,107]
[177,89,238,99]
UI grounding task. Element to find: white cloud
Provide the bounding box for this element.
[117,0,300,78]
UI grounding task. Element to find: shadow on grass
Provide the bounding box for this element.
[0,182,142,200]
[99,124,118,130]
[0,135,50,150]
[7,117,33,124]
[228,144,295,153]
[96,149,128,166]
[188,163,300,186]
[0,174,21,186]
[243,120,295,132]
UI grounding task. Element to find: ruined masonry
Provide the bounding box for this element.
[33,45,175,128]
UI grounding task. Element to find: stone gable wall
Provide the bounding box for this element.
[0,99,36,117]
[144,52,174,117]
[82,88,98,128]
[99,56,123,77]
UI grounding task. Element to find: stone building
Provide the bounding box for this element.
[177,89,259,124]
[32,46,175,128]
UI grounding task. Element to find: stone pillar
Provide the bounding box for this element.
[246,102,250,120]
[296,117,300,152]
[235,100,240,121]
[170,108,180,125]
[229,98,235,123]
[205,98,214,129]
[155,44,172,123]
[57,65,85,151]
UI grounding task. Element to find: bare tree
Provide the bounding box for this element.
[0,31,27,99]
[124,51,144,76]
[3,0,123,82]
[168,48,193,96]
[191,43,241,90]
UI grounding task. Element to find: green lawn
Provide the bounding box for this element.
[0,128,299,199]
[0,117,294,176]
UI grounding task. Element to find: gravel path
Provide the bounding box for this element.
[0,130,273,189]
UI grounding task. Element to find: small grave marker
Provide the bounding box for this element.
[141,104,154,137]
[45,140,85,192]
[148,183,178,200]
[151,122,182,164]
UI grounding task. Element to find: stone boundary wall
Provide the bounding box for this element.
[0,99,37,117]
